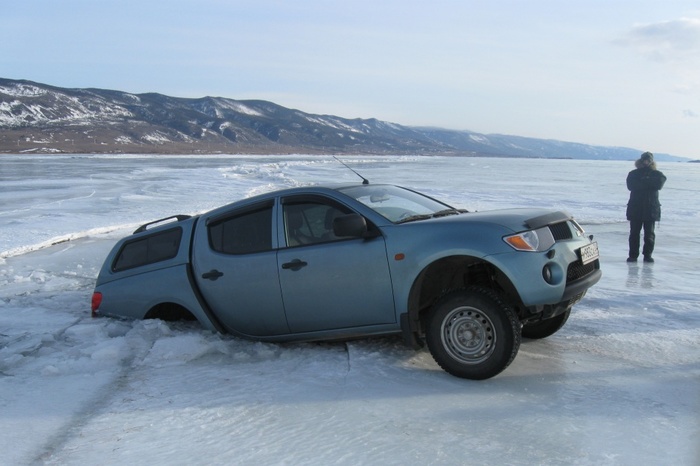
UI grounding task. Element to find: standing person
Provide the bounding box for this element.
[626,151,667,263]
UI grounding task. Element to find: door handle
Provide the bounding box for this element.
[281,259,308,271]
[202,269,224,281]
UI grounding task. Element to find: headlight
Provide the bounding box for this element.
[503,227,555,252]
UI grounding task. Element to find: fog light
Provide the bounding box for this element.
[542,265,554,284]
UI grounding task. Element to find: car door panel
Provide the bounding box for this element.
[277,237,395,333]
[192,202,289,336]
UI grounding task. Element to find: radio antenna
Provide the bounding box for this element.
[333,156,369,185]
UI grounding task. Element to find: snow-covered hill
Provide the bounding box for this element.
[0,78,685,160]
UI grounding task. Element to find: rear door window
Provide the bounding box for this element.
[208,203,273,254]
[112,227,182,272]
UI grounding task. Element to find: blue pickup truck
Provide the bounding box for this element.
[92,183,601,379]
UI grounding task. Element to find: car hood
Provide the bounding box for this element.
[419,208,571,233]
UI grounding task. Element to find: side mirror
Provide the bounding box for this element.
[333,213,369,238]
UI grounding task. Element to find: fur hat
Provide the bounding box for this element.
[636,152,656,169]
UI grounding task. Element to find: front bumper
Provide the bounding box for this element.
[562,267,602,302]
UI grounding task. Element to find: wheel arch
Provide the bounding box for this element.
[404,255,521,342]
[144,301,198,323]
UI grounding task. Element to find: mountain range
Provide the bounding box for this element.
[0,78,684,160]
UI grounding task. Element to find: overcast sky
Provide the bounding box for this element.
[3,1,699,158]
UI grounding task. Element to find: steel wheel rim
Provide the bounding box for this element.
[441,306,496,364]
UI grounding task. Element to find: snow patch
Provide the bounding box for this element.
[114,136,133,144]
[141,131,171,144]
[0,83,48,97]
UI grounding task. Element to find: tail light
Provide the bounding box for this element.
[91,292,103,317]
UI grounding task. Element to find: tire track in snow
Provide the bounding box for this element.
[31,320,161,465]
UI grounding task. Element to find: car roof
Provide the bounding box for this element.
[132,183,398,235]
[242,182,395,202]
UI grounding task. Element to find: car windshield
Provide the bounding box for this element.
[339,185,460,223]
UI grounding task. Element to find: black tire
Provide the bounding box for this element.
[521,310,570,339]
[425,287,521,380]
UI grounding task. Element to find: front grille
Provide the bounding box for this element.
[549,221,573,240]
[567,259,598,282]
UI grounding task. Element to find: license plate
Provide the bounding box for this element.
[579,242,599,265]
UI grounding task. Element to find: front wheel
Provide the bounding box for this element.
[521,310,570,339]
[425,288,521,380]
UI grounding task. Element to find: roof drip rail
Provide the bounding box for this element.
[133,215,192,234]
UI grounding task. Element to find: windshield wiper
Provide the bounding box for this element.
[432,208,468,218]
[396,209,467,224]
[395,213,433,224]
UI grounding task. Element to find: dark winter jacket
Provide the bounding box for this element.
[626,166,666,221]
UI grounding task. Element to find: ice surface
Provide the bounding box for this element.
[1,154,698,465]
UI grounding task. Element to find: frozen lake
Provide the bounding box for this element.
[1,154,699,465]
